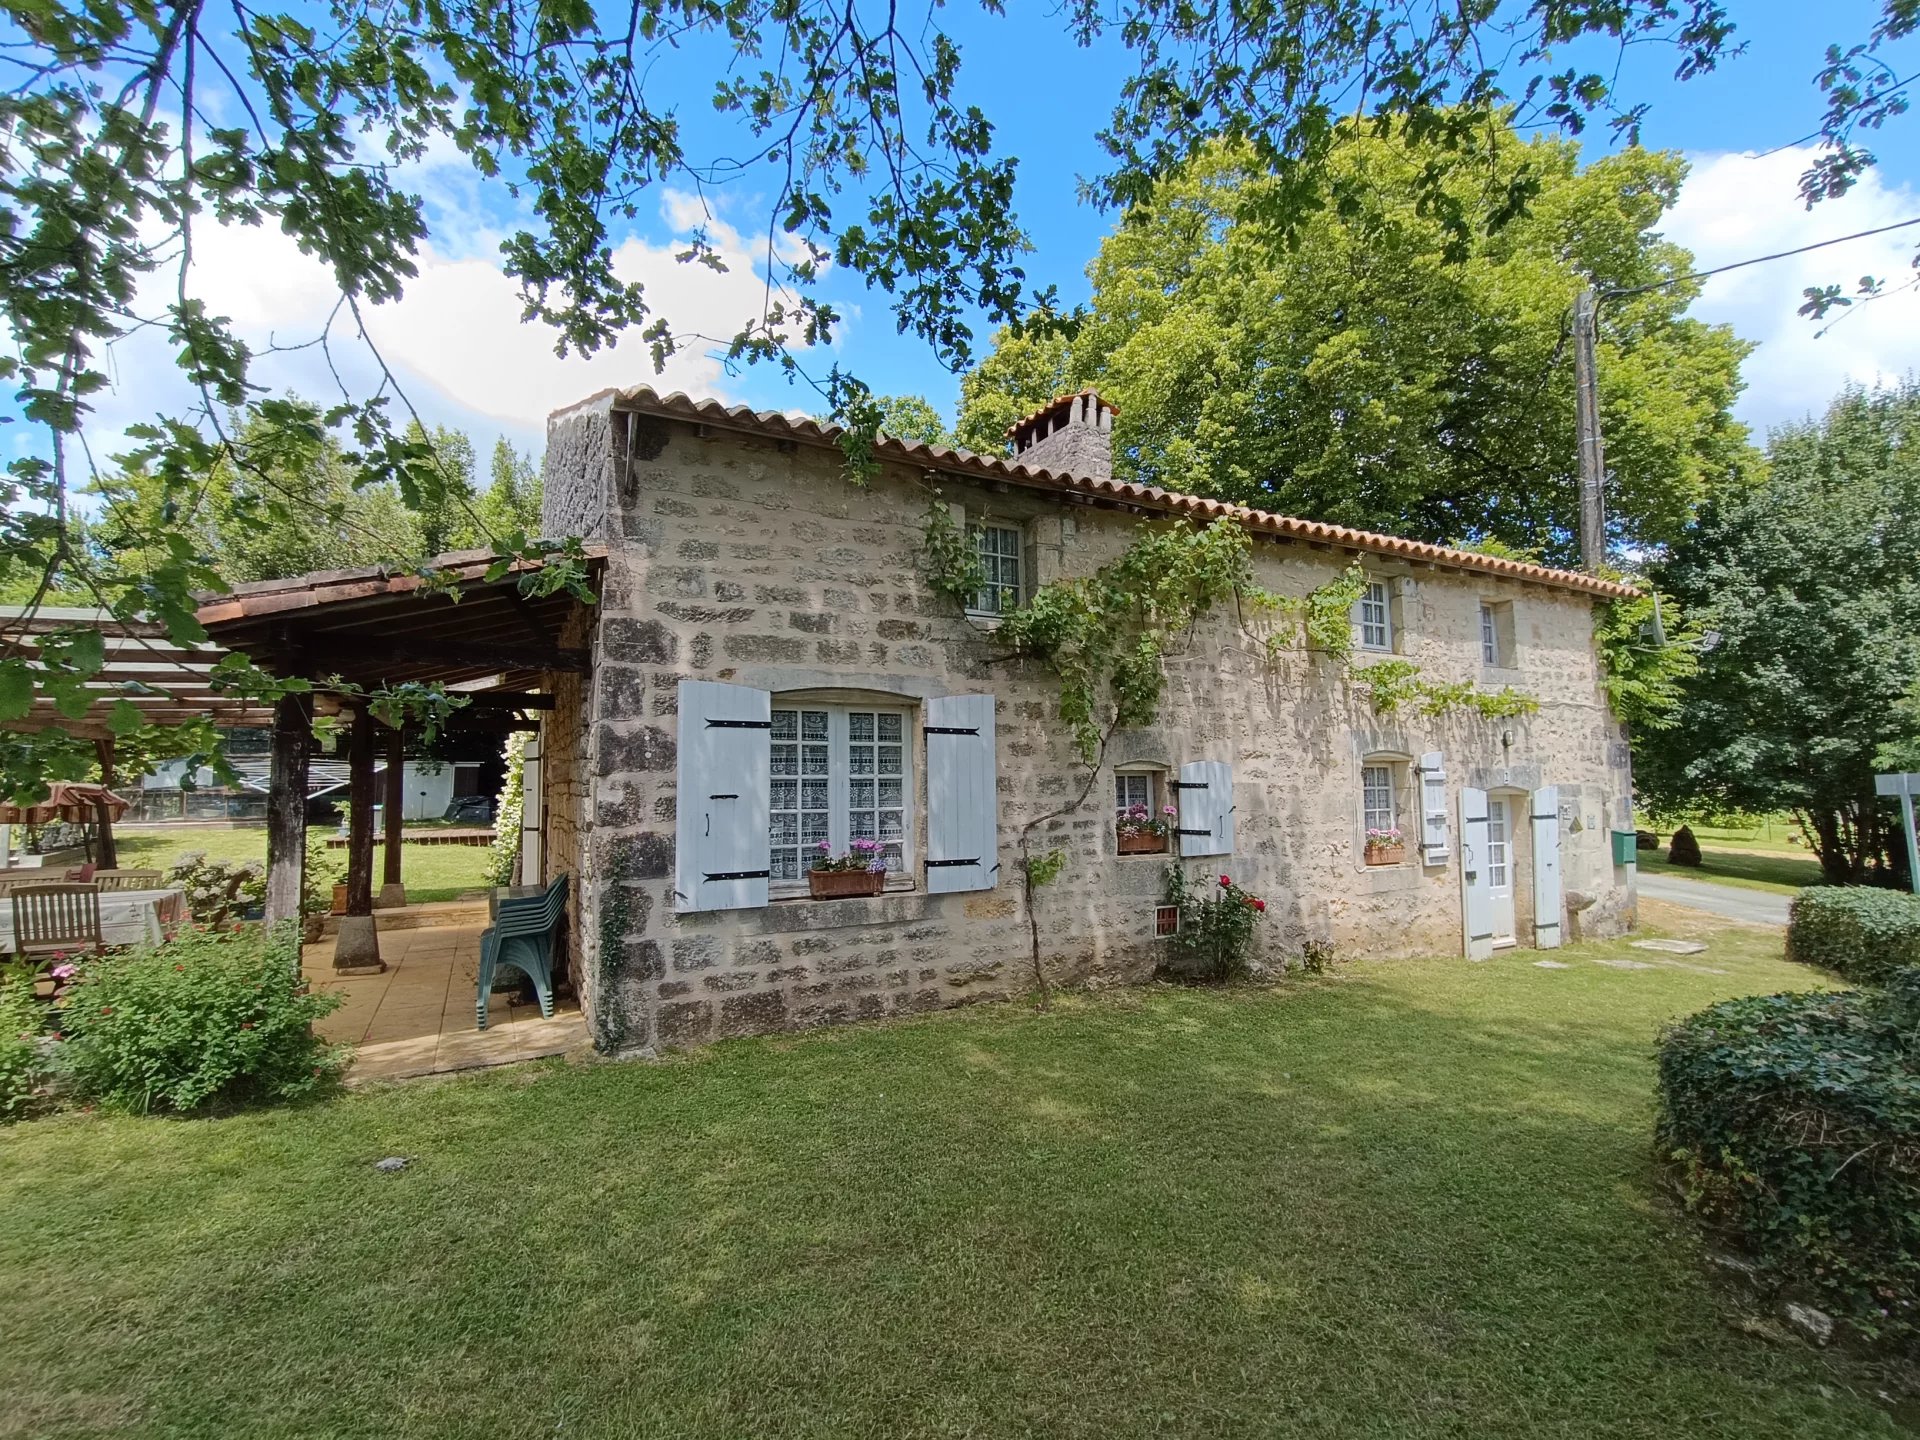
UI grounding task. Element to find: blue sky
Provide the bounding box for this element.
[75,1,1920,469]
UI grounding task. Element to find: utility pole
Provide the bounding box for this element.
[1572,288,1607,572]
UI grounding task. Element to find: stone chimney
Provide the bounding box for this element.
[1007,390,1115,481]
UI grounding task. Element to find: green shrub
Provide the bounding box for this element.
[1786,886,1920,985]
[1667,824,1702,866]
[1159,866,1268,984]
[1656,979,1920,1342]
[55,922,346,1114]
[165,851,268,926]
[0,974,46,1120]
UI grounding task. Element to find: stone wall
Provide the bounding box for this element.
[541,603,594,1008]
[544,404,1636,1054]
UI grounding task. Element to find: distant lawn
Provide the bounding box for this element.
[1638,846,1824,896]
[113,825,491,904]
[0,913,1902,1438]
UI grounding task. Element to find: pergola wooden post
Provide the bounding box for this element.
[265,690,312,926]
[91,737,119,870]
[376,724,407,908]
[333,704,385,973]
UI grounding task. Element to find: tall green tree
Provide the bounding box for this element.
[872,395,955,448]
[1638,382,1920,884]
[958,124,1755,562]
[475,440,545,543]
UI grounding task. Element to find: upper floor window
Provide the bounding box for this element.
[1356,580,1392,651]
[769,704,913,889]
[970,524,1023,616]
[1479,600,1515,668]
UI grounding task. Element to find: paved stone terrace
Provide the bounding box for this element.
[303,918,586,1083]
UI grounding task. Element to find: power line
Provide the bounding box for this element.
[1604,216,1920,300]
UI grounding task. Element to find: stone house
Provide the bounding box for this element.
[537,385,1640,1054]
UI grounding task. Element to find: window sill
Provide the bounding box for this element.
[963,610,1006,630]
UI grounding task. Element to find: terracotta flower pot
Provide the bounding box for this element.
[1118,831,1168,855]
[1364,845,1405,867]
[808,868,885,900]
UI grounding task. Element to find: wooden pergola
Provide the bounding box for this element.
[195,548,601,972]
[0,605,257,868]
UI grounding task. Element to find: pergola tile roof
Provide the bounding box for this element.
[594,385,1638,601]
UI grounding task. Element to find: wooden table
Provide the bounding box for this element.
[0,886,187,954]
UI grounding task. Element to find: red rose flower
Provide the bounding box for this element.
[1254,899,1266,912]
[1219,875,1231,888]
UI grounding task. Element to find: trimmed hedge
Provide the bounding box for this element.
[1656,978,1920,1343]
[1786,886,1920,985]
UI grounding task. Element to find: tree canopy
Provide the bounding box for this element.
[0,0,1911,796]
[1636,381,1920,884]
[958,123,1756,563]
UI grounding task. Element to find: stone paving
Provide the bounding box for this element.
[303,917,585,1083]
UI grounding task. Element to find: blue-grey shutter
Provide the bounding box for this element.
[673,680,771,913]
[1531,785,1563,949]
[1177,760,1234,857]
[925,693,997,893]
[1417,751,1449,865]
[1460,786,1493,960]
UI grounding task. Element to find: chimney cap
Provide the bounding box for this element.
[1005,388,1118,440]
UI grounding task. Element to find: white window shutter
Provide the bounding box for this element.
[1417,751,1449,865]
[1531,785,1564,949]
[1460,786,1493,960]
[674,680,772,913]
[925,694,998,893]
[1176,760,1234,857]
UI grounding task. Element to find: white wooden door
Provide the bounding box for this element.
[1486,796,1516,946]
[1460,786,1494,961]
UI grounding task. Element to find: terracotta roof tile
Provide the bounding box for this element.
[591,386,1639,601]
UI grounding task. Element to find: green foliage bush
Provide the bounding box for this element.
[1656,978,1920,1342]
[1667,824,1701,866]
[1786,886,1920,985]
[55,922,346,1115]
[166,851,267,925]
[1159,866,1267,983]
[0,974,46,1120]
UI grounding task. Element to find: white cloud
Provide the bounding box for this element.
[83,188,826,466]
[1662,148,1920,435]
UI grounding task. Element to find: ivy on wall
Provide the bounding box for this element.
[917,502,1539,752]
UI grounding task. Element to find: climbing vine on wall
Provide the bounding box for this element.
[1354,659,1539,720]
[916,503,1540,750]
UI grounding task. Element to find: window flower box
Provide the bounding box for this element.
[809,839,888,899]
[1118,830,1169,855]
[808,868,886,900]
[1363,826,1405,866]
[1116,799,1177,856]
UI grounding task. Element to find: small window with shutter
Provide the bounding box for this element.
[967,523,1023,616]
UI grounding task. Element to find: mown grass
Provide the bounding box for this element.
[0,908,1898,1438]
[113,825,491,904]
[1639,846,1824,895]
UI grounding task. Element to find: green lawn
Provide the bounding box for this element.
[0,917,1901,1438]
[112,825,492,904]
[1638,846,1824,895]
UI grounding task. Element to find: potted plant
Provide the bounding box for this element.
[1364,827,1405,866]
[1117,801,1176,855]
[808,838,887,899]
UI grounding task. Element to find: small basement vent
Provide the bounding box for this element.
[1154,904,1181,938]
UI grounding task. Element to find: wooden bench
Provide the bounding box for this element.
[475,875,568,1030]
